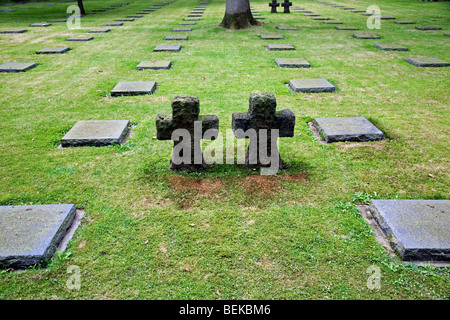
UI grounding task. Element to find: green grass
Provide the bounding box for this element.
[0,0,449,299]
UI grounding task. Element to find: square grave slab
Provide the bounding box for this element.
[173,28,192,32]
[87,28,111,33]
[61,120,130,147]
[153,44,182,52]
[406,57,450,67]
[116,18,135,21]
[0,62,37,73]
[374,43,408,51]
[312,17,331,20]
[184,17,200,21]
[111,81,157,96]
[369,200,450,261]
[1,29,28,33]
[66,36,93,41]
[379,16,395,20]
[36,46,70,54]
[277,26,298,30]
[352,33,380,39]
[336,26,358,30]
[415,26,442,30]
[260,34,284,40]
[313,116,384,142]
[165,35,188,40]
[289,78,335,93]
[395,21,415,24]
[137,60,172,70]
[275,58,310,68]
[105,22,123,26]
[29,22,51,27]
[0,204,76,268]
[179,22,196,25]
[266,44,295,51]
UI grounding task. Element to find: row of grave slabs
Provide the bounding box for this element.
[0,1,449,269]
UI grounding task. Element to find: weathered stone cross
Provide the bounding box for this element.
[268,0,279,13]
[156,95,219,171]
[232,93,295,173]
[281,0,292,13]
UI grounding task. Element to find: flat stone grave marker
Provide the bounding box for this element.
[29,22,51,27]
[153,44,182,52]
[184,17,200,21]
[313,117,384,142]
[105,22,123,26]
[156,95,219,171]
[0,62,37,73]
[173,28,192,32]
[255,17,265,20]
[369,200,450,261]
[0,204,77,268]
[352,33,380,39]
[289,78,335,93]
[128,15,143,18]
[92,9,106,12]
[87,28,111,33]
[395,21,415,24]
[50,19,68,23]
[165,35,188,40]
[336,26,358,30]
[260,34,284,40]
[136,11,150,14]
[444,33,450,37]
[312,17,331,20]
[1,29,28,33]
[179,22,196,25]
[298,10,312,13]
[277,26,298,30]
[137,60,172,70]
[111,81,156,96]
[0,9,15,12]
[232,93,295,172]
[275,58,310,68]
[374,43,408,51]
[323,21,342,24]
[379,16,395,20]
[415,26,442,30]
[266,43,295,51]
[61,120,130,147]
[143,8,156,11]
[351,10,365,13]
[187,14,202,17]
[304,13,320,16]
[116,18,135,21]
[36,46,70,54]
[406,57,449,67]
[341,7,354,10]
[66,36,93,41]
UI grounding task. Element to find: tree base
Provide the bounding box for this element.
[220,12,260,29]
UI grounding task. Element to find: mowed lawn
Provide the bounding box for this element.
[0,0,449,299]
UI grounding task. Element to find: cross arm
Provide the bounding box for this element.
[155,114,174,140]
[231,112,251,138]
[274,109,295,137]
[198,115,219,138]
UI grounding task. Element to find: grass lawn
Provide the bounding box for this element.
[0,0,449,299]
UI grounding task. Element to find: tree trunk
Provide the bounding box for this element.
[77,0,86,15]
[220,0,259,29]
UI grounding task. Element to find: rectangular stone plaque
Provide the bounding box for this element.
[260,34,284,40]
[267,44,295,51]
[374,43,408,51]
[406,57,449,67]
[0,62,37,72]
[66,36,93,41]
[369,200,450,261]
[173,28,192,32]
[87,28,111,33]
[1,29,28,33]
[137,60,172,70]
[105,22,123,26]
[289,78,335,93]
[352,33,380,39]
[111,81,157,96]
[276,58,310,68]
[313,116,384,142]
[165,35,188,40]
[61,120,130,146]
[36,46,70,54]
[0,204,76,268]
[153,44,182,51]
[29,22,51,27]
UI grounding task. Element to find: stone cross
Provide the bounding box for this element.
[268,0,279,13]
[232,93,295,174]
[156,95,219,171]
[281,0,292,13]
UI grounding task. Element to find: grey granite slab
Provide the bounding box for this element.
[406,57,449,67]
[267,43,295,51]
[36,46,70,54]
[111,81,157,96]
[275,58,310,68]
[289,78,335,93]
[0,62,37,72]
[374,43,408,51]
[153,44,182,51]
[61,120,130,146]
[313,116,384,142]
[369,200,450,261]
[137,60,172,70]
[0,204,76,268]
